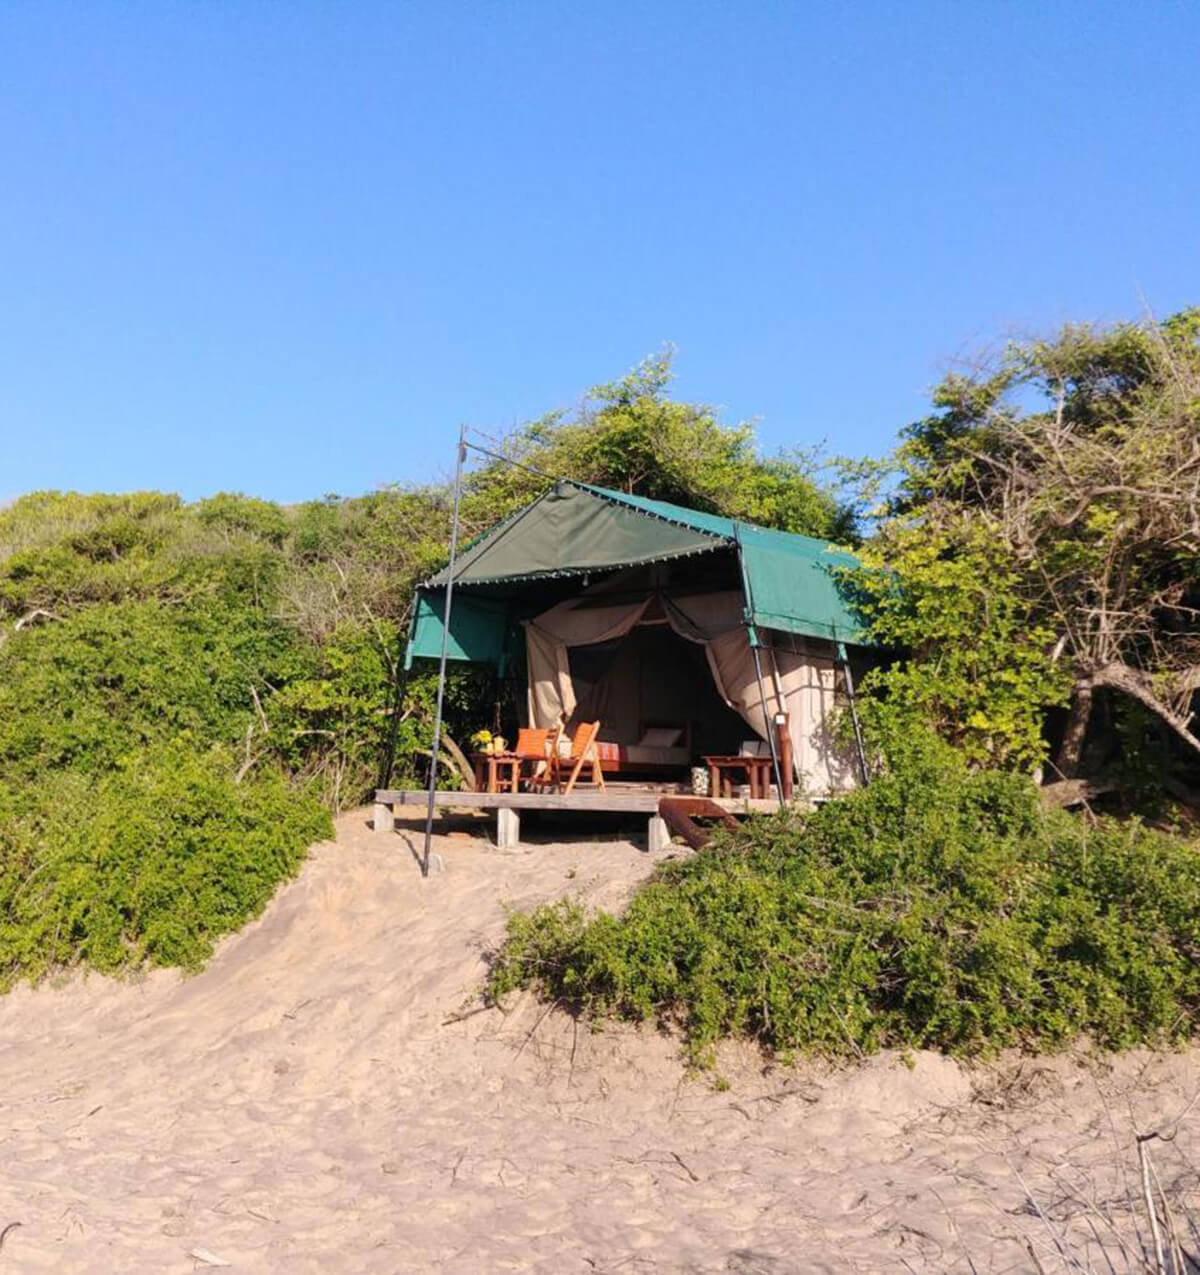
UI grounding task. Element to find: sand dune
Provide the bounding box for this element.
[1,811,1196,1272]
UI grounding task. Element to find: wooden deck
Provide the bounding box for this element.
[373,786,788,850]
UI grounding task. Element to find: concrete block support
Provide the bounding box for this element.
[647,813,671,852]
[496,805,521,849]
[374,802,394,834]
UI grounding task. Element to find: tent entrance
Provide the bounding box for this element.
[523,582,860,794]
[567,624,750,771]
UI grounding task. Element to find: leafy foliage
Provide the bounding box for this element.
[0,600,298,778]
[460,350,855,543]
[849,526,1071,770]
[488,735,1200,1063]
[0,486,443,986]
[0,747,331,987]
[860,310,1200,787]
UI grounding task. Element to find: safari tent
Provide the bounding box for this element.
[404,481,872,796]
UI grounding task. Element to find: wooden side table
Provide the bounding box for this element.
[704,755,774,800]
[471,752,522,794]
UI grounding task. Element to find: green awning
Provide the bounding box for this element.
[408,480,871,665]
[406,590,511,669]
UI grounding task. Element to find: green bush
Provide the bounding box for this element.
[0,484,446,989]
[488,738,1200,1063]
[0,599,303,778]
[0,746,331,987]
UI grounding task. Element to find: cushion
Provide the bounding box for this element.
[639,726,683,748]
[624,745,690,766]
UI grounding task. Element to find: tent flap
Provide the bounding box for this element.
[736,524,867,645]
[407,588,509,667]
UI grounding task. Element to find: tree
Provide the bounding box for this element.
[460,349,854,542]
[858,309,1200,788]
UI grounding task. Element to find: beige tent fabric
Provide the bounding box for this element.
[781,648,859,794]
[660,590,745,640]
[524,598,652,728]
[706,636,856,795]
[525,588,858,794]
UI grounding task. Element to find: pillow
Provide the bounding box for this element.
[639,726,683,748]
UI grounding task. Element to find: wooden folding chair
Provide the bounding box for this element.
[553,720,606,795]
[515,727,556,790]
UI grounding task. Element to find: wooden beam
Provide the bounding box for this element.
[657,796,741,850]
[775,713,793,801]
[376,788,782,815]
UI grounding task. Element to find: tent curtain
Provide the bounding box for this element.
[525,597,653,727]
[525,588,856,794]
[702,631,856,794]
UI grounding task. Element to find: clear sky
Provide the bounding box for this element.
[1,2,1197,504]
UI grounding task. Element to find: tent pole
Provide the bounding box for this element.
[422,425,468,876]
[748,627,787,809]
[732,521,786,810]
[837,639,870,786]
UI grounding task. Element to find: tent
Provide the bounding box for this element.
[406,481,873,794]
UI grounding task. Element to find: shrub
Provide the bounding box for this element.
[267,618,400,808]
[0,599,303,778]
[0,745,331,987]
[488,738,1200,1063]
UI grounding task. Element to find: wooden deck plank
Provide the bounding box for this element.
[375,788,783,814]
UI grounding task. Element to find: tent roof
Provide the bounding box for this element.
[423,482,722,588]
[418,481,871,649]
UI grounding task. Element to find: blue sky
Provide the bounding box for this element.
[1,2,1197,504]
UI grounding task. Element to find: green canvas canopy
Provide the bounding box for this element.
[407,481,870,667]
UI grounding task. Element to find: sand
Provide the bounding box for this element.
[1,810,1198,1273]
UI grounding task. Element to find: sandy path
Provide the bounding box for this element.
[1,811,1197,1273]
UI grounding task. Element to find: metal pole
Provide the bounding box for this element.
[422,425,468,876]
[732,521,786,809]
[461,437,560,483]
[837,639,871,786]
[748,627,786,809]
